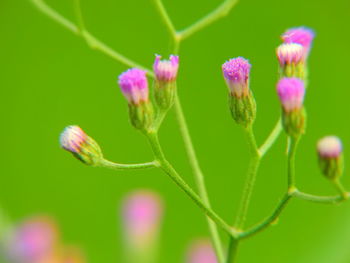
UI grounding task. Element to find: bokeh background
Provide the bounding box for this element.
[1,0,350,262]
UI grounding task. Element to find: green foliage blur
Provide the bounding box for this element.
[1,0,350,262]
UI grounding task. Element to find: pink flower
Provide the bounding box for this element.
[7,217,58,263]
[153,55,179,82]
[222,57,251,97]
[187,240,217,263]
[317,136,343,159]
[118,68,149,104]
[282,27,315,57]
[277,77,305,112]
[60,126,86,153]
[122,190,163,247]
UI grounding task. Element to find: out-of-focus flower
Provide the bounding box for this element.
[187,240,217,263]
[276,77,306,137]
[6,217,58,263]
[122,190,163,248]
[281,27,315,57]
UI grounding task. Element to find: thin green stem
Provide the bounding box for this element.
[293,190,347,204]
[258,118,282,156]
[177,0,239,41]
[173,94,225,262]
[226,238,239,263]
[98,159,158,170]
[73,0,86,33]
[152,0,178,39]
[333,179,349,200]
[234,126,261,230]
[145,131,238,239]
[29,0,154,77]
[287,137,299,188]
[239,193,292,239]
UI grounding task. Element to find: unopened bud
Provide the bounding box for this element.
[60,125,103,166]
[277,43,305,78]
[277,78,306,138]
[317,136,344,180]
[118,68,154,131]
[153,55,179,110]
[222,57,256,127]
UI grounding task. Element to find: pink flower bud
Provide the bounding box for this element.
[276,43,304,66]
[187,240,217,263]
[317,136,342,159]
[222,57,251,98]
[277,77,305,112]
[153,55,179,82]
[122,190,163,247]
[118,68,149,105]
[281,27,315,57]
[60,126,86,153]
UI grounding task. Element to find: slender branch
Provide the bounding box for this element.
[239,193,292,239]
[293,190,348,204]
[234,126,261,230]
[98,159,158,170]
[173,94,225,262]
[226,237,239,263]
[145,131,238,239]
[258,118,282,156]
[29,0,154,76]
[287,137,299,188]
[73,0,86,34]
[177,0,239,41]
[333,179,349,200]
[152,0,177,39]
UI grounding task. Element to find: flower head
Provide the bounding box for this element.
[317,136,343,159]
[122,190,163,247]
[317,136,344,180]
[277,77,305,112]
[187,240,217,263]
[277,43,304,66]
[153,55,179,82]
[118,68,149,104]
[222,57,251,97]
[282,27,315,56]
[7,217,58,263]
[60,126,102,165]
[60,126,87,153]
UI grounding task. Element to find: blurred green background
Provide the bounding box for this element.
[1,0,350,262]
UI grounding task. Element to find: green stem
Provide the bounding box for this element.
[234,126,261,230]
[177,0,239,41]
[152,0,177,39]
[98,159,158,170]
[258,118,282,156]
[287,137,299,188]
[226,238,239,263]
[238,193,292,239]
[29,0,154,77]
[293,190,347,204]
[145,131,237,239]
[173,95,225,262]
[333,179,349,200]
[73,0,86,33]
